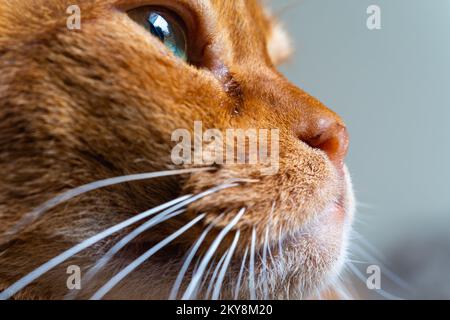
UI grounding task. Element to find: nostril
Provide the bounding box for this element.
[302,123,349,165]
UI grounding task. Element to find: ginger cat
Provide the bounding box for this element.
[0,0,354,300]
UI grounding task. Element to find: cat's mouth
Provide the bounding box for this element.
[271,165,353,252]
[244,167,354,299]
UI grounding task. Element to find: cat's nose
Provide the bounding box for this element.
[294,110,349,166]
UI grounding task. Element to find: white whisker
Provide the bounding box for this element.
[262,225,269,300]
[233,246,249,300]
[346,262,403,300]
[267,203,276,265]
[353,231,385,259]
[352,240,412,291]
[170,214,226,300]
[198,257,215,296]
[332,278,354,300]
[69,209,186,299]
[212,230,240,300]
[181,208,246,300]
[193,254,204,275]
[277,224,284,260]
[169,224,214,300]
[3,168,213,243]
[205,249,229,299]
[249,227,257,300]
[90,214,206,300]
[346,258,369,265]
[0,195,188,300]
[0,183,238,300]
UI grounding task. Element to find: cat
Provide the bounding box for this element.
[0,0,354,300]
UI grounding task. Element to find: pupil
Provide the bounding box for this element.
[141,11,186,61]
[149,22,165,42]
[148,13,168,43]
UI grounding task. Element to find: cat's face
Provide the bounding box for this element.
[0,0,354,299]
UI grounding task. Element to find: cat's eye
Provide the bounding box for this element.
[127,7,188,61]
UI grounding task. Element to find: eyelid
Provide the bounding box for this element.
[115,0,196,29]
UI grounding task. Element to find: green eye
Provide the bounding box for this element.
[127,8,188,61]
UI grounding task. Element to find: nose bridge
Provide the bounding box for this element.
[240,68,349,166]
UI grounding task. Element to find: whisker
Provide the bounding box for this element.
[0,195,188,300]
[169,224,216,300]
[346,258,370,265]
[352,241,412,291]
[193,254,204,276]
[346,262,403,300]
[205,249,229,299]
[198,257,216,295]
[331,279,354,300]
[0,183,237,300]
[277,224,284,260]
[249,227,257,300]
[353,231,385,259]
[90,214,206,300]
[342,270,359,300]
[212,230,241,300]
[233,246,249,300]
[203,216,239,300]
[327,268,356,300]
[274,0,305,17]
[267,203,276,265]
[262,225,269,300]
[3,168,213,243]
[68,209,186,299]
[181,208,246,300]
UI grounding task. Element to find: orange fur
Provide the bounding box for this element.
[0,0,353,299]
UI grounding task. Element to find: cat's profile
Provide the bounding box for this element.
[0,0,354,300]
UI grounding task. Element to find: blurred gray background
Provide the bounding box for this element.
[271,0,450,299]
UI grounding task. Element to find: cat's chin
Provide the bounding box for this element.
[203,166,355,300]
[257,166,354,300]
